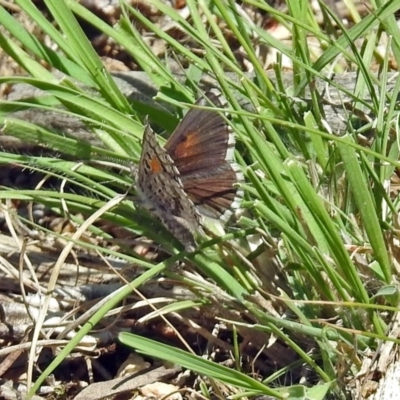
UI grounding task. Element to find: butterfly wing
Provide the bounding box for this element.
[137,124,202,251]
[164,90,243,222]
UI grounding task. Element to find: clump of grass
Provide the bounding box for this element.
[1,0,400,399]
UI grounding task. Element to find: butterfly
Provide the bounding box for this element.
[136,89,243,251]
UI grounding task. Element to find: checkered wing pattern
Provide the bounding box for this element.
[137,124,202,251]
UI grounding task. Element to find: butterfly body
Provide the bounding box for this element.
[136,90,243,251]
[136,124,202,251]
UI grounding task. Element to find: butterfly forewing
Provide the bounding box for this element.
[164,90,243,222]
[164,92,233,176]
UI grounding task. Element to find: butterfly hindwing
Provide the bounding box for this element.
[137,124,201,251]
